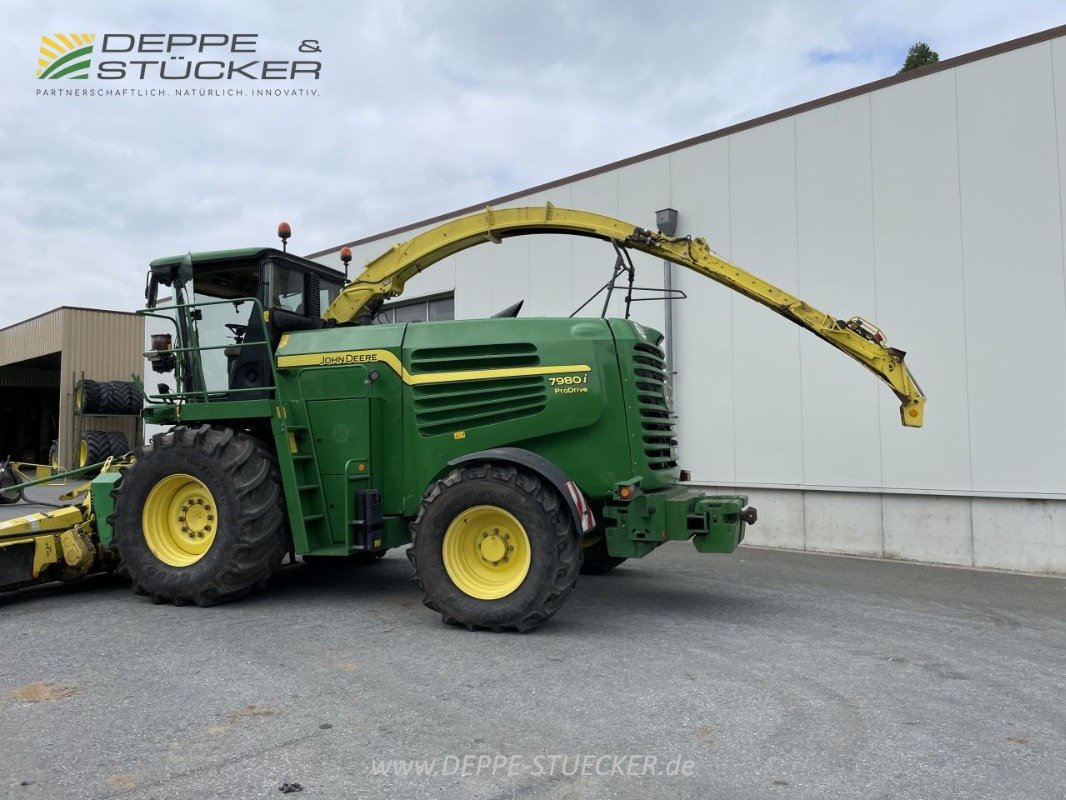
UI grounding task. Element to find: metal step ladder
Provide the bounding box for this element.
[274,402,332,551]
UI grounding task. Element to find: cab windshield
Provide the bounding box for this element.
[189,264,264,393]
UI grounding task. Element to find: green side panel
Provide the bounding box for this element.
[90,472,123,546]
[400,317,636,515]
[307,399,370,474]
[275,322,407,361]
[274,325,405,554]
[378,516,409,550]
[143,399,276,426]
[273,317,692,548]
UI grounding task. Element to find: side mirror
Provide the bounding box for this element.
[178,252,194,287]
[145,275,160,308]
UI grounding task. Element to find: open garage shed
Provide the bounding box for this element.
[0,307,144,469]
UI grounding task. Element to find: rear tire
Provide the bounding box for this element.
[409,463,581,632]
[108,425,289,606]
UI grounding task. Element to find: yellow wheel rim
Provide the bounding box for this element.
[442,505,531,599]
[77,440,88,467]
[141,473,218,567]
[75,384,83,411]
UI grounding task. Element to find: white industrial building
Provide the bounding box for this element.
[311,25,1066,575]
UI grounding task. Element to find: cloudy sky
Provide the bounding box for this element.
[0,1,1062,327]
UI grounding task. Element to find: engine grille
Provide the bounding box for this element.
[409,342,539,373]
[632,342,677,472]
[410,342,546,436]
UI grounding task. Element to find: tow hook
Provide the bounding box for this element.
[741,507,758,526]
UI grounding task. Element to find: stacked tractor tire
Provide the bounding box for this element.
[74,379,142,469]
[75,379,143,416]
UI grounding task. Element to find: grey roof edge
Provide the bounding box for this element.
[0,306,140,336]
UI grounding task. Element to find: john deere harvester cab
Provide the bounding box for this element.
[0,205,923,631]
[144,244,345,399]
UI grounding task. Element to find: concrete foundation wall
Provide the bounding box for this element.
[714,486,1066,575]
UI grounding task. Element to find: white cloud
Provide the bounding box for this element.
[0,0,1062,326]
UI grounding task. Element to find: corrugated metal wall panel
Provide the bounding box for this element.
[0,309,63,365]
[317,34,1066,503]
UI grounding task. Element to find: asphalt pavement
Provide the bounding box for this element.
[1,489,1063,799]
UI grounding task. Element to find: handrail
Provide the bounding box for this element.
[139,296,279,404]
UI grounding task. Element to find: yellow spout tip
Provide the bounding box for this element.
[901,401,924,428]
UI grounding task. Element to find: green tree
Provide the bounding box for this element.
[898,42,939,74]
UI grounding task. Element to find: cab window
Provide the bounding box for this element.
[319,279,342,317]
[270,264,306,314]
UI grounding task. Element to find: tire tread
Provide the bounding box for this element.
[408,463,582,632]
[108,424,288,607]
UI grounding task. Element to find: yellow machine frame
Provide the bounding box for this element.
[324,205,924,427]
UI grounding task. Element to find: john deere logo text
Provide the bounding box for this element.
[37,34,96,80]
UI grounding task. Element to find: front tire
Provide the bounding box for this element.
[109,425,288,606]
[409,463,581,632]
